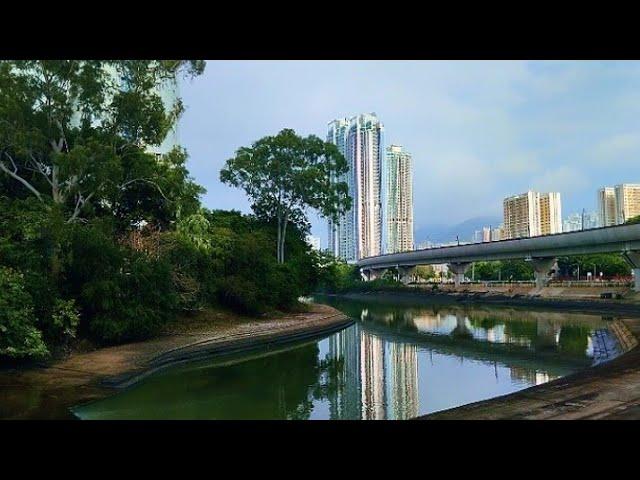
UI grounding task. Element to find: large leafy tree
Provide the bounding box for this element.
[220,129,351,263]
[0,60,205,226]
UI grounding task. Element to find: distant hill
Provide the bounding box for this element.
[414,215,502,245]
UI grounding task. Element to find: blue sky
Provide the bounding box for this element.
[178,60,640,247]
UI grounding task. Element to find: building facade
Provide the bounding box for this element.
[539,192,562,235]
[598,187,617,227]
[615,183,640,224]
[503,191,562,239]
[327,113,384,261]
[306,235,321,251]
[384,145,414,253]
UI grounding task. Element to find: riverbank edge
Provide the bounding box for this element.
[324,289,640,317]
[1,304,353,419]
[103,311,353,390]
[324,290,640,419]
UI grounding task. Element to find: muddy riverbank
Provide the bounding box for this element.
[0,303,351,420]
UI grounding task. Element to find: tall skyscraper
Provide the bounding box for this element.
[598,187,617,227]
[615,183,640,224]
[327,113,384,261]
[503,191,562,239]
[384,145,414,253]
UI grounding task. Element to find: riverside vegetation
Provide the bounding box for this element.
[0,60,352,362]
[2,61,637,363]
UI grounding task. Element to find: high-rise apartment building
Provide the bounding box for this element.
[615,183,640,224]
[598,187,617,227]
[503,191,540,239]
[384,145,414,253]
[327,113,384,261]
[503,191,562,239]
[539,192,562,235]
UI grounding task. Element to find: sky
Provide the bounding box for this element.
[178,60,640,247]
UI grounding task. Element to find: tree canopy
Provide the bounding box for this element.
[0,60,205,227]
[220,129,351,263]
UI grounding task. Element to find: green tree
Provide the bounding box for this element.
[220,129,351,263]
[625,215,640,225]
[0,267,49,359]
[0,60,205,226]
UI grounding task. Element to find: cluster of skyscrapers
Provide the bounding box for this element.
[327,113,414,261]
[472,184,640,245]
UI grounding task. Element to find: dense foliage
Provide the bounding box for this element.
[0,61,334,361]
[220,129,351,263]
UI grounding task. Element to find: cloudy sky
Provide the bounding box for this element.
[178,60,640,246]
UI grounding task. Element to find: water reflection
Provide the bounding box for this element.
[72,297,633,420]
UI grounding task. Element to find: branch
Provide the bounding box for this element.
[66,191,95,223]
[119,178,173,202]
[0,152,43,201]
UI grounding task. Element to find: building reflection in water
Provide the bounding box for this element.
[327,324,419,420]
[322,301,630,420]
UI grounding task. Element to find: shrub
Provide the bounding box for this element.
[67,224,177,344]
[0,267,49,360]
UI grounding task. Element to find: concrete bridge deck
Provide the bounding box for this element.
[358,223,640,290]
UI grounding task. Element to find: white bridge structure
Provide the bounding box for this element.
[357,223,640,290]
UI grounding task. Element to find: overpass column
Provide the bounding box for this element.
[364,268,387,281]
[531,257,556,289]
[449,262,471,288]
[398,266,417,285]
[622,251,640,292]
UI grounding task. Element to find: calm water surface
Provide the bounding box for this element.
[73,295,629,420]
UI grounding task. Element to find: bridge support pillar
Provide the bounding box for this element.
[622,251,640,292]
[531,257,557,289]
[363,268,387,282]
[449,262,471,288]
[398,266,416,285]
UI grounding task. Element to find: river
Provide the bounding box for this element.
[72,295,629,420]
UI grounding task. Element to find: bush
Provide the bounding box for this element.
[66,224,177,344]
[0,267,49,360]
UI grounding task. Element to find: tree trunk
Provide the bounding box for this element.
[280,215,288,264]
[276,213,282,263]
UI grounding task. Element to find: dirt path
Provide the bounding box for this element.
[0,303,351,420]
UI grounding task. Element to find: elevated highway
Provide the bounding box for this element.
[357,224,640,290]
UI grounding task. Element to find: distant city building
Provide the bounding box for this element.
[306,235,321,251]
[598,187,617,227]
[503,191,562,239]
[491,225,504,241]
[416,240,435,250]
[473,227,491,243]
[563,213,582,233]
[563,211,599,232]
[328,113,384,262]
[539,192,562,235]
[615,183,640,224]
[384,145,414,254]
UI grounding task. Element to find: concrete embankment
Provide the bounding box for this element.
[334,285,640,317]
[0,303,352,420]
[412,301,640,420]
